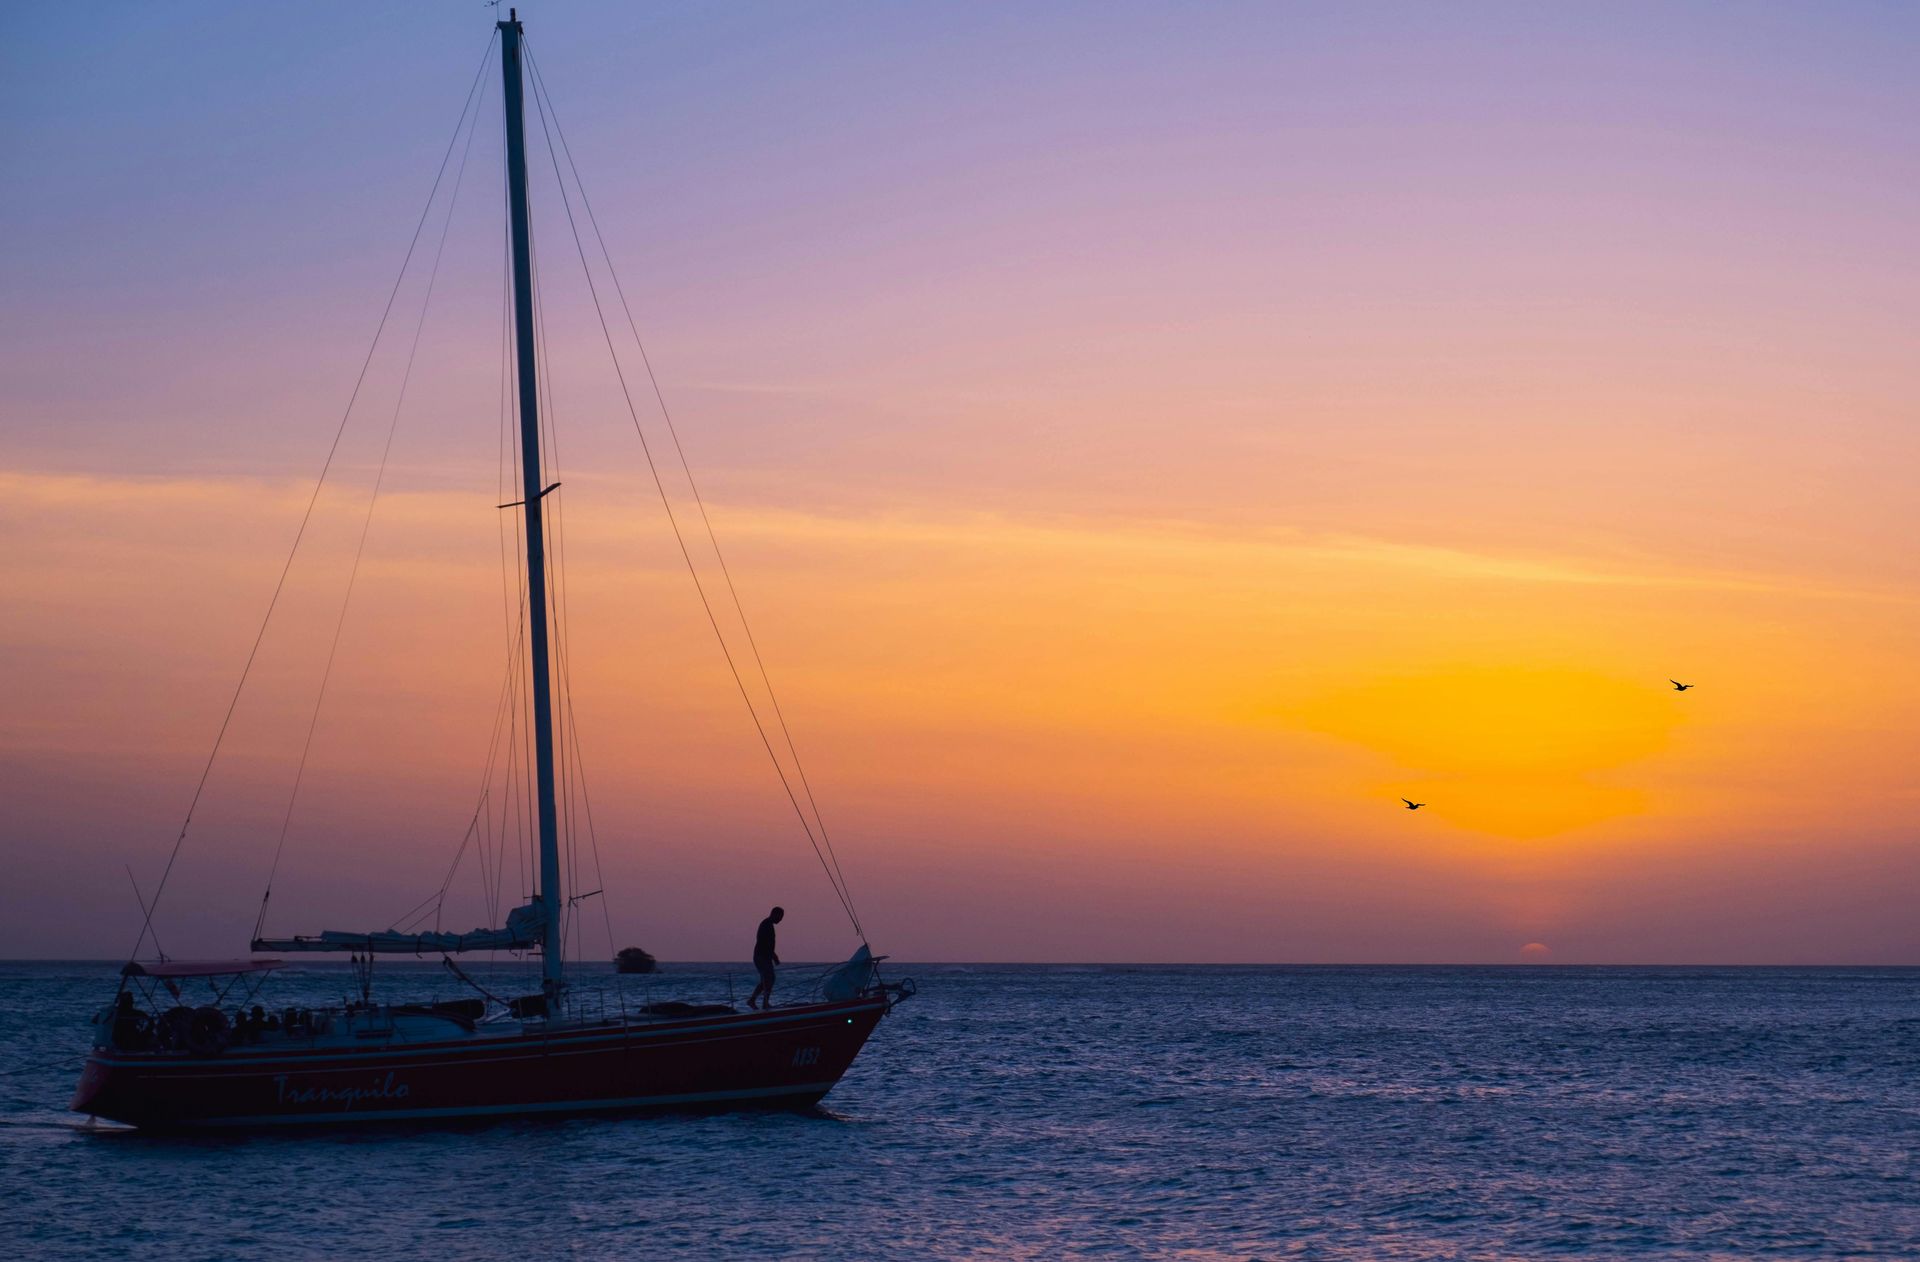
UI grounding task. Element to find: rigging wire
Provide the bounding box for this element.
[129,34,500,962]
[525,215,618,970]
[492,132,523,931]
[523,41,864,938]
[523,47,863,927]
[519,192,582,968]
[460,621,528,930]
[518,61,613,970]
[123,867,165,962]
[401,615,524,935]
[518,156,619,972]
[414,90,540,978]
[411,88,559,966]
[255,54,492,942]
[496,95,538,927]
[525,217,583,966]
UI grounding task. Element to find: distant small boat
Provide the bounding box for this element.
[70,10,910,1131]
[615,947,658,974]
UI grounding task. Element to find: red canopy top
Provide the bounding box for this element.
[121,959,282,979]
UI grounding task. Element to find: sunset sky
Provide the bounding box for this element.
[3,2,1916,963]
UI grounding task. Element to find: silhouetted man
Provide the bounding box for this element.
[111,990,142,1048]
[747,906,784,1010]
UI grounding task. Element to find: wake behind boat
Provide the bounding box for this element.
[72,12,911,1131]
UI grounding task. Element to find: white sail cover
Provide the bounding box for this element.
[820,944,876,1001]
[252,902,544,954]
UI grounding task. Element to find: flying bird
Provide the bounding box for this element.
[1402,798,1425,810]
[1670,680,1694,691]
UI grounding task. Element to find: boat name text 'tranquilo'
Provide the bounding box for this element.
[274,1071,411,1110]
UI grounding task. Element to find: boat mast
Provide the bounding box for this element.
[498,10,564,996]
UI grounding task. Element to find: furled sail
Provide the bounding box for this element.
[820,944,878,1001]
[251,902,544,955]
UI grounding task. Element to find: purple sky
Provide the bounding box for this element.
[3,3,1916,963]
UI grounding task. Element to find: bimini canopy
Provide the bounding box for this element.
[251,902,544,955]
[122,959,282,979]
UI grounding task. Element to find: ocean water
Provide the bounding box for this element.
[2,962,1916,1259]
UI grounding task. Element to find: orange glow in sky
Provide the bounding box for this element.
[2,4,1916,963]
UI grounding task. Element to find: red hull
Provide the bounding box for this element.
[72,998,887,1129]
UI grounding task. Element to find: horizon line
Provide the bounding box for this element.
[5,958,1915,970]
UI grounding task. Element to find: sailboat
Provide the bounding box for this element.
[70,12,911,1130]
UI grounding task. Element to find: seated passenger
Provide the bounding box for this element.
[111,992,143,1049]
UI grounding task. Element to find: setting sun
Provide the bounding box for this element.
[1292,666,1680,838]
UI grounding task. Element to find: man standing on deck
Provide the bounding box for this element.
[747,906,784,1009]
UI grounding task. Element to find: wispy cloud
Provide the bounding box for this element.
[5,467,1913,609]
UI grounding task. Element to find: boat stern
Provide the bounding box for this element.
[69,1053,127,1123]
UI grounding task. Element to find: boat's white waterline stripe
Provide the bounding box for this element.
[178,1080,839,1128]
[90,1001,884,1072]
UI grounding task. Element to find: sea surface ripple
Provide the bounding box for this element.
[2,962,1916,1259]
